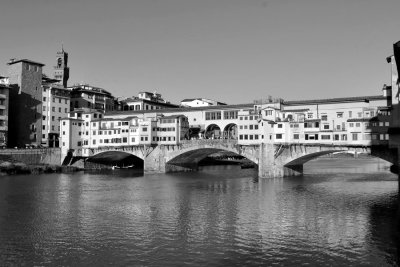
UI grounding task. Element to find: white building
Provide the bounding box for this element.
[60,109,189,161]
[41,77,70,147]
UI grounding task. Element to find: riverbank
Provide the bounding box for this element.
[0,162,82,175]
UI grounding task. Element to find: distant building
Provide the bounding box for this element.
[7,58,44,147]
[0,76,10,147]
[69,84,115,112]
[118,91,178,111]
[180,98,227,107]
[53,46,69,88]
[41,75,71,147]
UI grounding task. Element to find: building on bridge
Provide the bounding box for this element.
[60,109,189,160]
[239,95,392,147]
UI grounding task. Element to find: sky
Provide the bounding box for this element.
[0,0,399,105]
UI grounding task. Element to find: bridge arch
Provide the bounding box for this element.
[205,124,221,139]
[281,145,396,171]
[223,123,237,140]
[86,150,144,168]
[163,140,259,172]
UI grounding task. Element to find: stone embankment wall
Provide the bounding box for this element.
[0,148,61,165]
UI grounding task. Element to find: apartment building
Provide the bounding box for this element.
[41,76,70,147]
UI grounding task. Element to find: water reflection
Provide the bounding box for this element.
[0,158,398,266]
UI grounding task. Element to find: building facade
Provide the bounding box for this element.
[0,76,10,147]
[7,59,44,147]
[60,109,189,159]
[42,76,70,147]
[69,84,115,112]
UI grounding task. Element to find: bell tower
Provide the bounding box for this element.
[54,45,69,88]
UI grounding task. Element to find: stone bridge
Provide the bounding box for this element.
[74,139,398,178]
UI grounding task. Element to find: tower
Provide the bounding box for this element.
[54,46,69,88]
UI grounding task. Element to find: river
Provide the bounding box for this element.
[0,157,398,266]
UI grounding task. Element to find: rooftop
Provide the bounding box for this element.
[7,59,45,66]
[106,103,254,116]
[284,95,386,105]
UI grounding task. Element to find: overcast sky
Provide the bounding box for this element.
[0,0,399,104]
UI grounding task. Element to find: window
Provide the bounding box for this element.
[205,111,222,120]
[249,125,253,130]
[334,134,339,141]
[239,135,243,140]
[77,141,82,146]
[278,124,282,128]
[323,124,329,130]
[52,107,55,112]
[59,107,61,112]
[385,122,390,126]
[43,97,46,101]
[52,116,55,121]
[43,116,46,120]
[293,134,299,140]
[352,133,358,141]
[42,125,45,130]
[349,123,354,127]
[266,110,273,116]
[276,134,282,139]
[349,111,352,118]
[321,115,327,121]
[307,113,313,119]
[355,123,360,127]
[254,125,258,130]
[142,127,147,132]
[43,106,46,111]
[337,112,343,118]
[321,135,330,140]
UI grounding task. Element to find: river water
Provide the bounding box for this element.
[0,158,398,266]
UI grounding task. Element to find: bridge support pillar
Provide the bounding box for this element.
[258,143,304,178]
[143,146,166,173]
